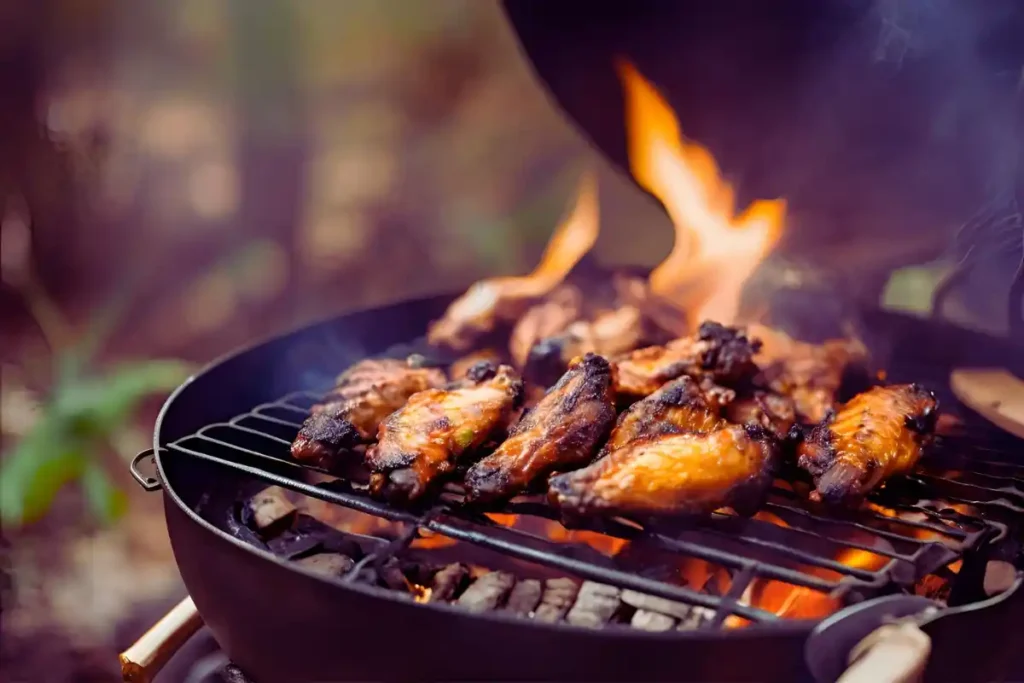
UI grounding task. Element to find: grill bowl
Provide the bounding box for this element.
[150,293,1024,682]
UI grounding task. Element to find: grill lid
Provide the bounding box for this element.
[501,0,1024,212]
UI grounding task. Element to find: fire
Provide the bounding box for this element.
[616,61,785,326]
[486,513,629,556]
[722,511,889,626]
[426,173,599,348]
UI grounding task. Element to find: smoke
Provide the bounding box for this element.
[758,0,1023,333]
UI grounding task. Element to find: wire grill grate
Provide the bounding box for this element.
[157,384,1022,628]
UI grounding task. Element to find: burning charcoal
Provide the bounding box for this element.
[534,578,579,622]
[504,578,542,615]
[289,514,365,559]
[226,504,269,550]
[677,606,715,631]
[268,533,323,560]
[620,590,700,620]
[566,581,621,628]
[379,558,414,592]
[245,486,297,536]
[427,563,470,603]
[456,571,516,613]
[630,609,676,632]
[293,553,355,578]
[402,561,445,588]
[984,560,1017,597]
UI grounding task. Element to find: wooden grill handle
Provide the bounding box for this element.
[836,620,931,683]
[119,596,204,683]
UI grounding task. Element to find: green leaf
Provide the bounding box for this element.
[0,419,87,527]
[54,360,192,439]
[81,461,129,525]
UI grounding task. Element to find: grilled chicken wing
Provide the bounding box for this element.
[291,357,446,468]
[613,321,761,399]
[747,324,869,423]
[511,272,683,387]
[725,391,797,440]
[601,376,728,455]
[797,384,938,506]
[366,362,525,503]
[463,353,617,505]
[449,348,505,384]
[549,425,779,520]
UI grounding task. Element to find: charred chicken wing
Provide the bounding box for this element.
[366,362,525,503]
[549,425,779,520]
[797,384,938,506]
[463,353,617,505]
[291,357,446,468]
[724,390,797,440]
[601,376,728,455]
[747,324,869,423]
[613,321,761,399]
[510,271,683,388]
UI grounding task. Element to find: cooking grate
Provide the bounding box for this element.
[150,371,1021,628]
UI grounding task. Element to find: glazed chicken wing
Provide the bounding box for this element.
[510,271,683,388]
[724,390,797,440]
[549,425,779,520]
[601,376,728,456]
[613,321,761,399]
[291,356,446,468]
[797,384,938,506]
[367,362,525,503]
[747,324,869,423]
[463,353,617,505]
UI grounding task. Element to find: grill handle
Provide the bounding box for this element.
[130,449,162,492]
[120,596,204,682]
[836,620,931,683]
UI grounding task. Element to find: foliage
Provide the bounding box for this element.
[0,267,191,529]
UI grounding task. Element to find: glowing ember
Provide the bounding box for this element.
[413,528,458,550]
[616,61,785,327]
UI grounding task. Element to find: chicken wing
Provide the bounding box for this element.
[549,425,779,520]
[463,352,617,505]
[291,356,446,468]
[366,362,525,503]
[797,383,938,506]
[613,321,761,399]
[724,390,797,440]
[601,376,728,456]
[747,324,869,423]
[510,271,683,387]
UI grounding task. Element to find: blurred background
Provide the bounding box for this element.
[0,1,1019,680]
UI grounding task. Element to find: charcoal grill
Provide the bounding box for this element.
[123,291,1024,683]
[121,4,1024,679]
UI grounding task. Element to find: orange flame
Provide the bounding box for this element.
[721,511,889,626]
[616,61,785,326]
[426,173,599,348]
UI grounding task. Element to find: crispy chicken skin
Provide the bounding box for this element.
[601,376,728,456]
[747,324,869,424]
[549,425,779,520]
[797,384,938,506]
[725,391,797,440]
[463,353,617,505]
[291,357,446,468]
[613,321,761,399]
[366,362,525,503]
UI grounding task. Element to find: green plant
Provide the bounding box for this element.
[0,209,191,528]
